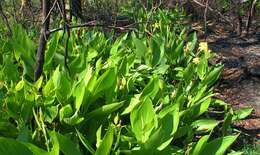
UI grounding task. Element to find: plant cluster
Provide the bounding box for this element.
[0,7,253,155]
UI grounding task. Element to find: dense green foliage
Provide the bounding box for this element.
[0,6,253,155]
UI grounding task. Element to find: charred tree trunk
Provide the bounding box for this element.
[34,0,50,81]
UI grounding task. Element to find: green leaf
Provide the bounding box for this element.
[140,76,160,100]
[121,95,140,115]
[95,127,114,155]
[0,122,18,137]
[110,33,128,55]
[232,108,253,121]
[130,97,156,143]
[0,137,33,155]
[45,32,60,66]
[73,80,86,111]
[43,106,59,123]
[150,38,165,67]
[59,104,73,122]
[86,101,125,119]
[197,57,208,80]
[190,98,211,118]
[201,135,239,155]
[15,80,24,91]
[57,74,72,102]
[22,142,49,155]
[192,135,210,155]
[93,68,116,97]
[191,119,219,133]
[202,64,223,87]
[222,112,233,136]
[133,37,147,58]
[50,131,82,155]
[76,129,95,155]
[144,110,179,151]
[63,111,84,125]
[43,78,55,97]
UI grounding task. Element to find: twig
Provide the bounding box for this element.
[48,21,142,34]
[42,0,58,25]
[192,0,233,27]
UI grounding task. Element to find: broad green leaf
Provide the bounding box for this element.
[43,78,55,97]
[150,38,165,67]
[140,76,160,100]
[96,125,102,148]
[197,57,208,80]
[144,110,179,151]
[15,80,24,91]
[73,80,86,111]
[22,142,49,155]
[227,151,243,155]
[186,98,211,118]
[121,95,140,115]
[59,104,73,122]
[86,101,125,119]
[51,131,82,155]
[202,64,223,87]
[191,119,219,133]
[232,108,253,121]
[174,41,184,63]
[95,127,114,155]
[69,53,87,74]
[93,68,116,97]
[119,56,129,76]
[35,76,43,90]
[0,122,18,137]
[222,112,233,136]
[130,97,156,143]
[43,106,59,123]
[133,37,147,58]
[55,71,72,102]
[76,129,95,155]
[45,32,60,66]
[201,135,239,155]
[0,137,33,155]
[63,111,84,125]
[192,135,210,155]
[110,33,128,55]
[188,32,197,53]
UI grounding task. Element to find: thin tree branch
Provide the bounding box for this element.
[204,0,209,39]
[192,0,233,26]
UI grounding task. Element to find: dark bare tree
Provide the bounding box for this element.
[34,0,51,81]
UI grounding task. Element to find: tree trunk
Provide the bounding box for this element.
[34,0,50,81]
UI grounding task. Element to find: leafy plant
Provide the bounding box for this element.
[0,6,252,155]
